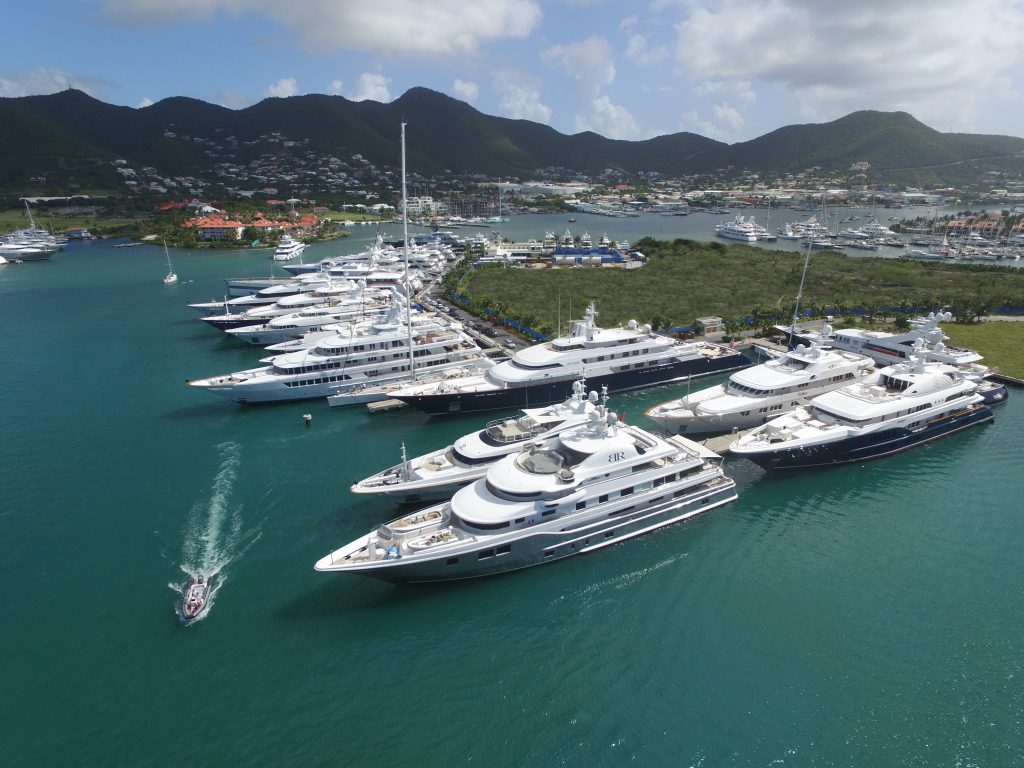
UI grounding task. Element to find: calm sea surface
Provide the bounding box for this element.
[3,213,1023,766]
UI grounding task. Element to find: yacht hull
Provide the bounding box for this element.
[736,405,993,471]
[396,353,749,416]
[316,484,737,583]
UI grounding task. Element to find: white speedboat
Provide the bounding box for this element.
[273,234,305,262]
[729,356,996,470]
[351,381,599,502]
[645,341,875,436]
[316,402,738,582]
[182,575,212,620]
[390,303,749,416]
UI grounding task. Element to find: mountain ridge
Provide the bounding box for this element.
[2,87,1023,194]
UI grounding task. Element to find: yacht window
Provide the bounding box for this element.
[575,501,586,510]
[496,544,511,555]
[599,494,609,503]
[467,516,512,531]
[446,557,459,566]
[452,448,496,466]
[478,549,494,560]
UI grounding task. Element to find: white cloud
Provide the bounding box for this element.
[673,0,1024,131]
[0,67,104,98]
[696,80,756,107]
[541,35,615,94]
[350,73,391,102]
[103,0,542,56]
[495,73,551,123]
[574,95,644,139]
[137,97,154,108]
[624,33,667,66]
[453,79,479,103]
[265,77,298,98]
[216,88,253,109]
[327,80,344,96]
[679,104,746,143]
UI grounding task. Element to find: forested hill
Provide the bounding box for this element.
[2,86,1023,193]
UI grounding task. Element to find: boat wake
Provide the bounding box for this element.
[169,441,261,623]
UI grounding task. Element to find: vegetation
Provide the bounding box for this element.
[942,322,1024,379]
[457,238,1024,338]
[5,89,1024,193]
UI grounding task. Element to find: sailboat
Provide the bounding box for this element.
[162,239,178,285]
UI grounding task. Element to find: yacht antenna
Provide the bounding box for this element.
[401,122,415,380]
[400,441,409,480]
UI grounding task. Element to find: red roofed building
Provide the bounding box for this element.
[185,215,246,241]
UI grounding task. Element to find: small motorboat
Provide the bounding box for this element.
[182,575,212,620]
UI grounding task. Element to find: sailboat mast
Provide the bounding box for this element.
[401,122,414,378]
[790,237,813,336]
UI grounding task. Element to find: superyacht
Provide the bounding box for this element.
[351,381,599,503]
[315,398,738,581]
[729,355,996,470]
[390,303,749,416]
[645,341,875,436]
[187,296,486,403]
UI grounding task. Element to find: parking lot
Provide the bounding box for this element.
[420,293,523,354]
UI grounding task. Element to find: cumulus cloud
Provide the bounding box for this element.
[350,73,391,102]
[541,35,615,94]
[453,79,479,103]
[265,77,298,98]
[679,104,747,143]
[696,80,756,107]
[574,95,644,139]
[216,88,253,109]
[674,0,1024,130]
[495,72,551,123]
[624,33,667,66]
[103,0,542,56]
[327,80,344,96]
[0,67,106,98]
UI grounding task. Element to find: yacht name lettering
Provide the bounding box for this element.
[608,452,626,462]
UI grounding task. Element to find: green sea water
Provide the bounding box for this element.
[3,217,1023,767]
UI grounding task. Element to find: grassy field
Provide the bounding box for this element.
[462,239,1024,329]
[942,322,1024,379]
[0,208,140,235]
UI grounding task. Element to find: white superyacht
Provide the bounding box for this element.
[187,295,486,403]
[316,400,738,582]
[645,341,875,436]
[351,381,600,504]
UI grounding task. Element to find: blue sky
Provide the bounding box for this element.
[4,0,1024,143]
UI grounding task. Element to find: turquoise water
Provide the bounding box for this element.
[3,217,1023,766]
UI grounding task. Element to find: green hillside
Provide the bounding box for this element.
[2,88,1024,194]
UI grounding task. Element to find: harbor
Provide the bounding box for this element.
[3,220,1024,765]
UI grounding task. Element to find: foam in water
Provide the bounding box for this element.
[168,442,261,623]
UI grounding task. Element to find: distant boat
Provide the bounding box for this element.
[273,234,306,262]
[162,240,177,285]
